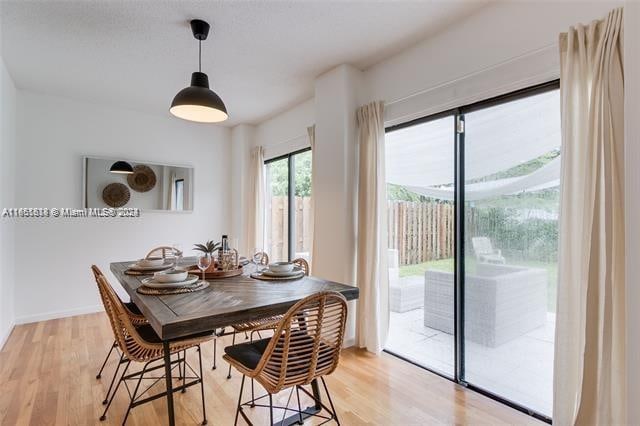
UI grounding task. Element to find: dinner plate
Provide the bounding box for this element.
[141,274,199,289]
[261,266,304,278]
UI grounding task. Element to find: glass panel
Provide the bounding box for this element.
[292,150,313,265]
[384,115,455,378]
[463,89,560,416]
[265,158,289,262]
[174,179,184,211]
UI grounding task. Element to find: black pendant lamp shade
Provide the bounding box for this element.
[170,19,228,123]
[109,161,134,174]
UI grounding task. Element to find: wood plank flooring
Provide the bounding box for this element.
[0,313,542,425]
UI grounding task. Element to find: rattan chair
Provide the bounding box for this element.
[91,265,148,404]
[224,252,308,379]
[224,291,347,425]
[145,246,183,260]
[92,266,214,424]
[292,258,309,276]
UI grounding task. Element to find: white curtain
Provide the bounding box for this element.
[245,146,265,253]
[355,101,389,354]
[307,125,316,273]
[554,7,625,425]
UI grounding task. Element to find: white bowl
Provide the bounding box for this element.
[153,269,188,283]
[269,262,294,273]
[138,257,165,268]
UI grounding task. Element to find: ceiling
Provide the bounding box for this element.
[1,1,489,126]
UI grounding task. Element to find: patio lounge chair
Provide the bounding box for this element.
[472,237,506,264]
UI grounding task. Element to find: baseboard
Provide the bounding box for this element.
[343,337,356,348]
[0,321,15,351]
[15,304,104,325]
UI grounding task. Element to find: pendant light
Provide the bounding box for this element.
[170,19,228,123]
[109,161,134,174]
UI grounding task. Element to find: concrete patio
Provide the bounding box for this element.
[385,300,555,416]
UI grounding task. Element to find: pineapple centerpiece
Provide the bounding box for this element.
[193,240,221,272]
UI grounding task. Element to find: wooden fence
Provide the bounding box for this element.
[267,196,312,262]
[387,200,454,265]
[267,197,455,266]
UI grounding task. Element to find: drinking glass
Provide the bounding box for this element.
[252,248,264,273]
[172,243,183,268]
[197,253,211,282]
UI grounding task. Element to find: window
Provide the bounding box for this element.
[174,179,184,211]
[384,81,559,422]
[264,149,312,263]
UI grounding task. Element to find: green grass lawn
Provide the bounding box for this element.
[399,257,558,312]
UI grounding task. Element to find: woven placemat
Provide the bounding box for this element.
[250,272,305,282]
[137,281,209,295]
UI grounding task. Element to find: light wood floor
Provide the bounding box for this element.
[0,313,542,425]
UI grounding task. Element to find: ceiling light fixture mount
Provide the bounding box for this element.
[170,19,228,123]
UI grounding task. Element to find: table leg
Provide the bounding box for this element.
[163,340,176,426]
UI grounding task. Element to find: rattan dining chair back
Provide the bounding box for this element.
[292,258,310,276]
[145,246,182,260]
[256,251,269,265]
[226,291,347,394]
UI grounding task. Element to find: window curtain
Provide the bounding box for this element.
[355,101,389,354]
[307,125,316,273]
[554,7,625,425]
[245,146,265,253]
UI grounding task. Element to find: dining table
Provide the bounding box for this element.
[110,257,359,426]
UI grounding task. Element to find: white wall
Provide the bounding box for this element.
[13,91,231,323]
[254,98,314,159]
[0,24,17,347]
[625,2,640,423]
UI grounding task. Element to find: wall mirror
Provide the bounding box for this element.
[83,157,194,211]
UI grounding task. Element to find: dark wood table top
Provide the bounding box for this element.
[110,258,359,340]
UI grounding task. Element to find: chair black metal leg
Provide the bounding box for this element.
[227,331,236,379]
[181,350,187,393]
[244,332,249,340]
[100,360,130,421]
[177,351,182,379]
[122,361,149,425]
[103,352,124,404]
[268,393,274,426]
[250,379,256,407]
[321,377,340,425]
[213,337,218,370]
[295,386,303,425]
[234,375,246,426]
[96,341,117,379]
[197,345,208,425]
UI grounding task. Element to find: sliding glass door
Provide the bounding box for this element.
[462,88,560,416]
[385,114,455,378]
[384,82,559,421]
[264,149,313,263]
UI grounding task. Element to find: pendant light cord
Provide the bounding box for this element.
[198,39,202,72]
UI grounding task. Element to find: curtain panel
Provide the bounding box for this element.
[554,7,625,425]
[245,146,265,254]
[307,125,317,273]
[355,101,389,354]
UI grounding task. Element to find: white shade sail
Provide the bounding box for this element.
[385,90,561,199]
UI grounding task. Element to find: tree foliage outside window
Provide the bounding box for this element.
[266,150,312,197]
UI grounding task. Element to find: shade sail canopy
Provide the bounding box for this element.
[385,90,561,200]
[404,156,560,201]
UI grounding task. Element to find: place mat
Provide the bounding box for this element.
[137,280,209,295]
[250,272,305,282]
